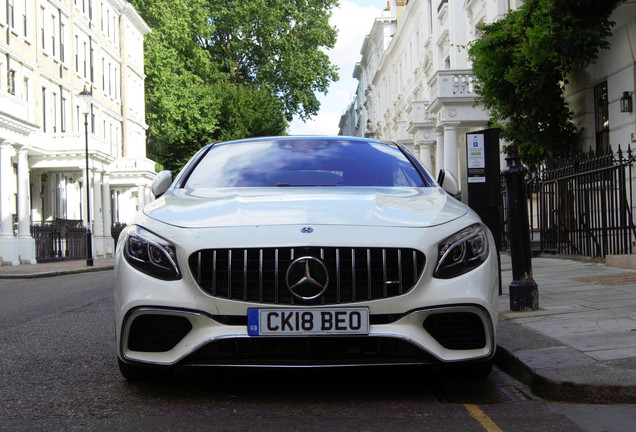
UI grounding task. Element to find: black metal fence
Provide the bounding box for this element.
[502,146,636,257]
[31,220,87,262]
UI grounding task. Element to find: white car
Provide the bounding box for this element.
[114,136,499,379]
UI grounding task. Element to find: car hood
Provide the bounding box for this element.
[142,187,468,228]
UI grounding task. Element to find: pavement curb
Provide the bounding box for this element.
[0,265,114,279]
[495,320,636,404]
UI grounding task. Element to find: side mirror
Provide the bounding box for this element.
[151,170,173,198]
[437,169,459,196]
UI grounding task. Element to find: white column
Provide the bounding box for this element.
[435,129,445,176]
[137,185,145,210]
[102,174,111,237]
[417,142,434,173]
[443,122,460,180]
[102,174,113,256]
[16,145,30,237]
[0,142,13,237]
[93,170,103,238]
[15,144,36,264]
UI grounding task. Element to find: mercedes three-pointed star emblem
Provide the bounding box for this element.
[285,256,329,300]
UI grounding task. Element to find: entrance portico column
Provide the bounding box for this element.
[0,141,13,238]
[16,145,30,238]
[102,174,113,256]
[443,122,461,181]
[435,129,444,175]
[417,141,435,173]
[137,185,146,210]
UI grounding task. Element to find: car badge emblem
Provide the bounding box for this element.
[286,256,329,300]
[301,227,313,233]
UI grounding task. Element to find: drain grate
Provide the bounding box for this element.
[433,383,530,405]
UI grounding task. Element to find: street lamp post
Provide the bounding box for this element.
[78,86,94,267]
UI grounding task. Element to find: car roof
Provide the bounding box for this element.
[211,136,386,146]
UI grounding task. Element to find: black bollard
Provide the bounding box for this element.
[502,143,538,311]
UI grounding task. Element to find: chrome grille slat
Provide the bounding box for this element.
[274,249,279,304]
[351,249,356,302]
[366,249,372,300]
[189,247,425,305]
[382,249,387,297]
[258,249,263,302]
[336,248,341,304]
[212,250,217,295]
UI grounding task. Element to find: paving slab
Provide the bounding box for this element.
[498,254,636,403]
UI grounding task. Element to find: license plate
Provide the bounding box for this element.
[248,308,369,336]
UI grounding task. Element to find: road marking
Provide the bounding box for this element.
[464,404,504,432]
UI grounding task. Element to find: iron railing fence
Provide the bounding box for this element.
[501,146,636,258]
[31,220,87,262]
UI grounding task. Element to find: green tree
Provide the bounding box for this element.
[468,0,615,165]
[211,83,288,142]
[131,0,221,171]
[202,0,340,121]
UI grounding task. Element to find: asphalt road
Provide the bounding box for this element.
[0,271,622,431]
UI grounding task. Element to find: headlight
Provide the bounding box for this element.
[434,224,489,279]
[123,225,181,280]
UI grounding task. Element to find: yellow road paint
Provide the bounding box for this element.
[464,404,504,432]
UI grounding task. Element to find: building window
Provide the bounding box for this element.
[42,87,46,132]
[51,15,56,57]
[60,22,65,62]
[83,41,87,77]
[74,35,78,72]
[7,0,14,28]
[40,6,45,50]
[7,70,15,95]
[594,81,610,154]
[22,0,26,36]
[23,77,28,101]
[52,91,57,132]
[61,93,66,132]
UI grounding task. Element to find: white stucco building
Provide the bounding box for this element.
[0,0,156,265]
[342,0,635,197]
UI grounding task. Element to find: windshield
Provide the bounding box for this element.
[183,139,430,188]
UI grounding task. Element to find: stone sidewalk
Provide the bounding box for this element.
[498,254,636,403]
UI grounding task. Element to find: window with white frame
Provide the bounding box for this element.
[51,14,56,57]
[60,22,65,62]
[74,35,78,72]
[42,87,47,132]
[21,0,26,37]
[52,90,57,132]
[7,69,15,95]
[61,92,67,133]
[7,0,14,28]
[83,41,87,77]
[40,6,45,50]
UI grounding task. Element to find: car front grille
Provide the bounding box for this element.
[189,247,425,305]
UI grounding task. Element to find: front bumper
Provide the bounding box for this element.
[118,303,495,367]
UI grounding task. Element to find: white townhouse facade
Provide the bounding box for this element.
[342,0,636,199]
[0,0,156,265]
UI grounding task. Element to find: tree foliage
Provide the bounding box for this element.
[131,0,221,171]
[202,0,340,121]
[131,0,340,171]
[468,0,615,165]
[211,83,289,142]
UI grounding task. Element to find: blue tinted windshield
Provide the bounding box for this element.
[184,139,429,188]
